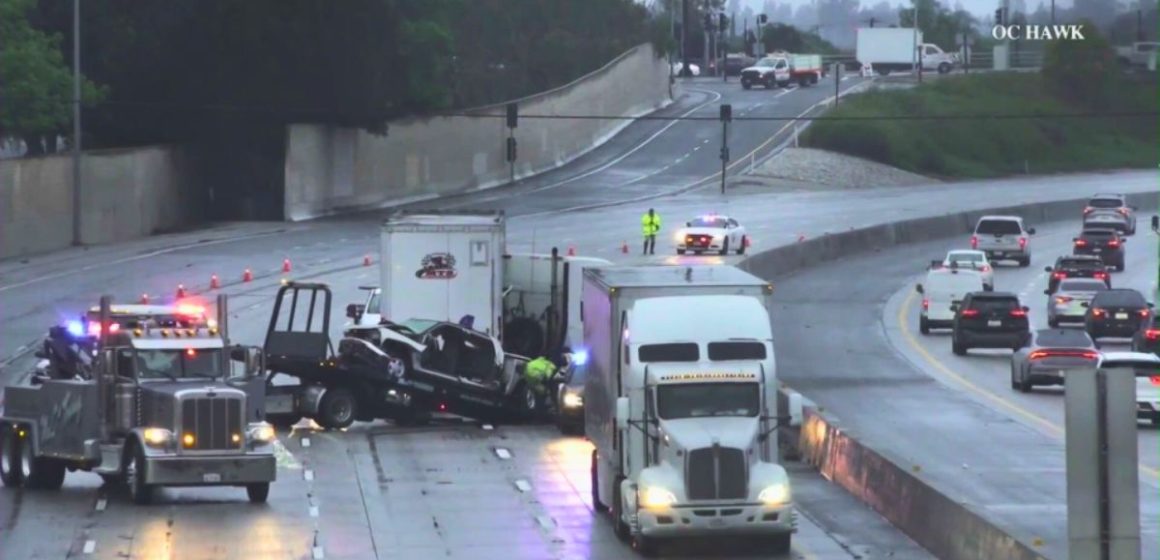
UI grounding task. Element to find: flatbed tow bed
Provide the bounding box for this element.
[262,282,541,430]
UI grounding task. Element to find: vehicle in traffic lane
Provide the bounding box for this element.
[1131,315,1160,357]
[554,350,588,435]
[739,57,782,89]
[1082,193,1137,234]
[951,292,1031,355]
[1044,255,1110,294]
[916,265,986,334]
[1009,329,1099,392]
[971,215,1035,267]
[1045,277,1109,327]
[674,214,748,255]
[1084,289,1154,342]
[1115,351,1160,425]
[1073,227,1127,271]
[936,250,994,290]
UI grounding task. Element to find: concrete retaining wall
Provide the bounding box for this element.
[0,146,200,260]
[284,43,672,221]
[755,191,1158,560]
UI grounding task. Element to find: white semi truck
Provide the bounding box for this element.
[583,265,795,555]
[856,27,958,75]
[347,210,612,359]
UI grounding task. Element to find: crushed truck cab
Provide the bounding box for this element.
[0,295,276,505]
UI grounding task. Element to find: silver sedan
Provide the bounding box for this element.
[1010,328,1099,392]
[1045,277,1109,327]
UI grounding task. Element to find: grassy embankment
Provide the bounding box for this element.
[801,72,1159,178]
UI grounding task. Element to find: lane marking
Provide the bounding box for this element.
[481,424,494,431]
[309,505,320,517]
[514,479,532,492]
[494,447,512,460]
[312,546,326,559]
[897,289,1160,480]
[82,540,96,554]
[95,498,107,511]
[535,515,556,530]
[301,437,311,448]
[304,469,315,481]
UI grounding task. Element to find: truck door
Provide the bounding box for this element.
[229,346,268,423]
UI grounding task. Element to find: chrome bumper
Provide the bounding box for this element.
[143,453,276,486]
[636,503,795,538]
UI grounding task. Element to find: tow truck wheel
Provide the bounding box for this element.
[590,450,608,512]
[767,533,792,555]
[318,387,357,430]
[0,428,22,487]
[125,443,155,505]
[23,439,65,491]
[246,483,270,503]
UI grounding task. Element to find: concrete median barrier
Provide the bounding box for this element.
[758,190,1158,560]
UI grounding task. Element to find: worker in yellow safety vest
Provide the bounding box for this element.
[641,208,661,255]
[524,356,557,396]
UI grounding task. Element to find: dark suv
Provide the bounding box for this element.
[1085,289,1153,341]
[1044,255,1110,294]
[1132,314,1160,357]
[952,292,1032,355]
[1072,228,1126,271]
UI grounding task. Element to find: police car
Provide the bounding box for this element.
[674,214,748,255]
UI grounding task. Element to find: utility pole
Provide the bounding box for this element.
[913,2,923,83]
[71,0,83,246]
[719,104,731,195]
[681,0,691,76]
[1050,0,1055,24]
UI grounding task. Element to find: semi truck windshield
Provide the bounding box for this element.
[133,349,223,380]
[656,382,760,419]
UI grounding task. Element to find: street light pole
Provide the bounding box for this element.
[71,0,83,246]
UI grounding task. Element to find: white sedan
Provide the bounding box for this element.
[939,250,994,290]
[674,215,748,255]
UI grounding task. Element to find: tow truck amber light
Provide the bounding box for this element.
[182,433,196,448]
[143,428,172,446]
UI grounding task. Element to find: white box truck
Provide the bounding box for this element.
[856,27,958,75]
[583,265,795,555]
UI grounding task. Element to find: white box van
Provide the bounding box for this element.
[915,267,986,334]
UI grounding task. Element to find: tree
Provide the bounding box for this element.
[0,0,104,155]
[1041,19,1119,108]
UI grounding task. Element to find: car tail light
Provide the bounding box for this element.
[1107,240,1120,248]
[922,298,929,310]
[1151,376,1160,386]
[970,235,978,249]
[1010,309,1027,317]
[1117,208,1129,215]
[1018,237,1027,249]
[1029,350,1100,360]
[980,265,990,272]
[1055,296,1072,304]
[1052,272,1067,279]
[960,309,979,317]
[1093,272,1108,280]
[1074,239,1087,247]
[1146,329,1160,341]
[1092,308,1106,318]
[1083,207,1094,214]
[1139,309,1150,318]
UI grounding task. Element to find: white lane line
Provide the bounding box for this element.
[494,447,512,460]
[312,546,326,559]
[481,424,494,431]
[309,505,320,517]
[514,479,532,492]
[304,469,315,481]
[82,540,96,554]
[701,139,710,144]
[692,146,701,152]
[301,437,311,448]
[95,498,107,511]
[535,515,556,530]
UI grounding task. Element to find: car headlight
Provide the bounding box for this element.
[562,392,583,408]
[640,486,678,509]
[142,427,173,447]
[758,483,790,505]
[248,422,276,443]
[674,232,685,243]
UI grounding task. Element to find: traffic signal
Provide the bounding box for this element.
[506,103,517,129]
[719,104,732,122]
[506,137,517,162]
[758,14,768,24]
[719,13,728,33]
[994,8,1004,25]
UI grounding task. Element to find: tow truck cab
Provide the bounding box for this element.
[0,295,275,504]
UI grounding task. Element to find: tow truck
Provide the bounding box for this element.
[263,282,540,430]
[0,295,276,504]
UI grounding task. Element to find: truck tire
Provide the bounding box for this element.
[590,449,608,512]
[246,483,270,503]
[741,80,752,90]
[768,533,792,555]
[0,429,22,487]
[938,62,951,74]
[318,387,357,430]
[632,535,659,556]
[719,238,730,256]
[25,446,65,491]
[504,317,544,357]
[611,478,631,542]
[125,442,155,505]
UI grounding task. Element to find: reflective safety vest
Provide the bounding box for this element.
[525,357,557,385]
[641,213,661,236]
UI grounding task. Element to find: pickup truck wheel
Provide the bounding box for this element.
[318,388,357,430]
[246,483,270,503]
[938,62,951,74]
[590,449,608,512]
[0,429,22,487]
[125,443,154,505]
[741,80,751,90]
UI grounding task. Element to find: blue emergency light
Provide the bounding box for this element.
[66,321,85,337]
[572,349,589,366]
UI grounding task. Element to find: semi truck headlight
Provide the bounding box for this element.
[562,393,583,408]
[759,483,790,505]
[248,423,276,443]
[640,486,678,509]
[142,428,172,447]
[674,232,684,243]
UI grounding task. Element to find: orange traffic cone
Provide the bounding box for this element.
[282,259,292,273]
[243,269,253,282]
[621,241,628,254]
[363,255,372,267]
[176,284,187,298]
[567,246,575,256]
[210,274,220,289]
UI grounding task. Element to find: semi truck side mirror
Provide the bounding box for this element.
[346,304,365,319]
[616,397,630,430]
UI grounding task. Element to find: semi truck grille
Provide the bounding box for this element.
[181,397,243,451]
[686,446,748,501]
